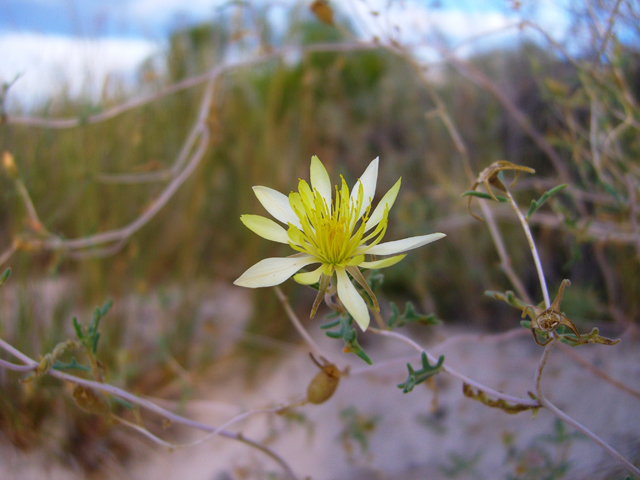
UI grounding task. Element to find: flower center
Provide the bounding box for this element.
[288,177,367,266]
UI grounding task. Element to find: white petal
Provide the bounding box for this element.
[350,157,379,220]
[293,265,324,285]
[310,156,332,207]
[365,177,401,232]
[336,267,370,331]
[359,254,406,269]
[363,233,446,256]
[240,215,289,244]
[234,255,317,288]
[253,186,301,228]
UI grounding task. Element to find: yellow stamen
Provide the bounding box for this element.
[287,175,385,268]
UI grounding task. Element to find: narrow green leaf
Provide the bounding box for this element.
[99,299,113,318]
[92,332,100,354]
[388,302,441,329]
[461,191,508,202]
[110,396,135,411]
[602,182,621,203]
[367,270,384,292]
[72,317,84,340]
[526,184,567,219]
[319,318,341,329]
[52,357,91,373]
[323,314,372,364]
[0,268,11,287]
[397,352,444,393]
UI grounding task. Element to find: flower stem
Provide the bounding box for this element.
[506,190,550,308]
[273,286,326,359]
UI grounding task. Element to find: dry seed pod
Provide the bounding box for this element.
[306,354,340,404]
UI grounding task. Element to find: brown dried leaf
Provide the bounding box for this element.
[311,0,334,25]
[72,385,110,416]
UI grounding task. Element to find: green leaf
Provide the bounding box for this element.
[367,270,384,293]
[397,352,444,393]
[485,290,530,312]
[601,182,622,204]
[0,268,11,287]
[461,191,508,202]
[109,396,135,411]
[72,317,84,340]
[319,318,341,329]
[526,184,567,219]
[52,357,91,373]
[388,302,442,329]
[99,299,113,318]
[322,314,372,364]
[92,332,100,354]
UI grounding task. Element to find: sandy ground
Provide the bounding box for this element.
[1,284,639,480]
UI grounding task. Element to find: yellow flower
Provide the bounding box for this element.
[234,156,445,331]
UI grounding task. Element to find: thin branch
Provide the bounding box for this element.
[7,42,378,130]
[0,357,37,372]
[597,0,624,59]
[443,51,573,183]
[534,337,640,477]
[479,200,533,304]
[0,337,298,480]
[406,57,530,302]
[557,342,640,401]
[534,337,556,393]
[0,243,17,267]
[273,286,325,359]
[506,190,550,308]
[540,397,640,477]
[368,328,539,407]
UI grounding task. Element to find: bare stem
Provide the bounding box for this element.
[479,200,532,304]
[7,42,378,129]
[273,286,325,359]
[373,327,640,476]
[371,307,387,330]
[368,328,538,407]
[400,51,530,303]
[557,342,640,401]
[505,190,550,308]
[534,338,640,477]
[540,397,640,477]
[534,337,556,394]
[0,243,17,268]
[0,337,298,480]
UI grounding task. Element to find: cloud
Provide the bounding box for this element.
[346,0,518,41]
[127,0,225,27]
[0,33,161,110]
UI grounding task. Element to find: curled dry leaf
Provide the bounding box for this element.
[466,160,535,220]
[523,279,581,346]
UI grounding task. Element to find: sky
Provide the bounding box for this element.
[0,0,581,110]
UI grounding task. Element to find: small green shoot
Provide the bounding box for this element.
[0,267,10,287]
[320,315,372,364]
[526,184,567,220]
[388,301,442,329]
[397,352,444,393]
